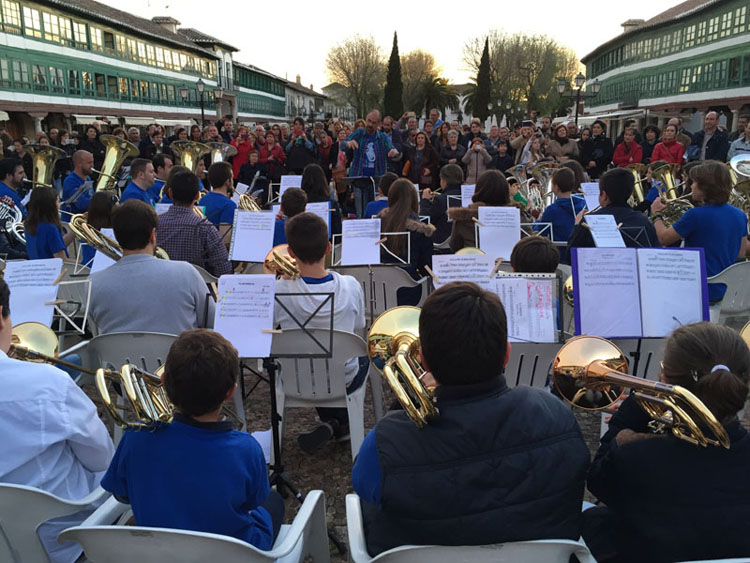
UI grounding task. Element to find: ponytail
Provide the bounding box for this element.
[695,368,749,423]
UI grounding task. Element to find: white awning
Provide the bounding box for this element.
[72,114,117,125]
[121,117,193,127]
[0,111,9,121]
[121,116,153,126]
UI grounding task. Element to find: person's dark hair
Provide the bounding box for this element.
[164,329,239,417]
[560,160,585,189]
[112,200,158,250]
[0,158,22,180]
[85,125,98,137]
[285,212,328,264]
[580,127,592,138]
[439,163,464,186]
[473,170,510,206]
[378,172,399,197]
[174,127,186,137]
[163,165,190,199]
[598,167,633,205]
[680,160,701,191]
[381,179,418,257]
[689,160,731,204]
[300,163,330,202]
[293,117,305,128]
[510,237,560,273]
[592,120,607,134]
[662,322,750,423]
[208,161,233,190]
[648,160,669,173]
[130,158,151,179]
[643,125,661,139]
[0,276,9,318]
[87,191,116,231]
[152,153,172,174]
[419,282,508,385]
[24,186,61,235]
[281,187,307,217]
[552,167,576,193]
[170,170,200,204]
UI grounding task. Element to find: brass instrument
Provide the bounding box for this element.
[552,335,730,448]
[527,161,560,212]
[25,144,66,189]
[0,199,25,245]
[170,140,211,174]
[563,274,574,306]
[95,135,139,192]
[505,164,530,203]
[68,213,169,261]
[263,244,299,279]
[239,193,262,212]
[367,306,436,427]
[625,163,647,203]
[455,247,486,255]
[206,142,238,164]
[652,163,692,226]
[740,321,750,348]
[729,154,750,217]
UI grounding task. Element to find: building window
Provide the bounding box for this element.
[671,29,681,52]
[150,81,158,101]
[139,80,149,100]
[12,59,29,88]
[1,1,21,33]
[103,31,115,54]
[155,47,165,68]
[743,57,750,85]
[679,68,690,93]
[22,6,41,38]
[164,49,172,69]
[146,45,155,66]
[0,58,9,87]
[160,82,167,101]
[662,33,671,54]
[137,41,146,62]
[684,24,696,47]
[59,16,72,45]
[716,60,727,88]
[720,11,731,37]
[68,69,79,94]
[30,63,44,88]
[119,76,128,98]
[73,21,87,46]
[697,20,707,44]
[42,12,60,42]
[130,78,139,98]
[126,38,137,59]
[729,57,741,86]
[81,71,94,95]
[179,53,187,71]
[652,36,661,55]
[116,34,126,55]
[734,7,747,34]
[708,16,719,41]
[49,66,64,92]
[94,73,106,97]
[90,27,103,51]
[167,84,175,101]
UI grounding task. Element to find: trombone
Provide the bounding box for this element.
[552,335,730,448]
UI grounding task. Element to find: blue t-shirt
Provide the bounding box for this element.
[535,196,586,242]
[101,416,274,550]
[121,182,156,206]
[201,192,238,227]
[148,178,165,203]
[159,193,173,204]
[361,134,377,177]
[364,199,388,219]
[25,221,67,259]
[0,182,26,216]
[81,243,96,267]
[644,186,660,204]
[61,172,93,215]
[273,218,287,246]
[673,203,748,301]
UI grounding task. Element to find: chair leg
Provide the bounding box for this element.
[347,390,366,461]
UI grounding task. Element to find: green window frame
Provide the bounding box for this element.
[1,1,22,33]
[49,66,64,92]
[22,6,41,38]
[68,69,79,94]
[73,21,87,46]
[42,12,60,42]
[12,59,29,88]
[0,58,10,87]
[90,27,103,51]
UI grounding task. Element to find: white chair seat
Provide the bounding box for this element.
[707,261,750,328]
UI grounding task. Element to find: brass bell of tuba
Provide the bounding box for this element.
[206,142,238,164]
[625,163,647,203]
[527,161,560,212]
[170,140,212,174]
[94,135,139,192]
[367,306,437,427]
[25,144,66,189]
[552,335,730,448]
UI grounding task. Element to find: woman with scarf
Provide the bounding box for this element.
[546,123,579,163]
[579,120,613,180]
[612,128,643,167]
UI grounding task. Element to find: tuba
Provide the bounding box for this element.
[94,135,139,192]
[206,142,238,164]
[625,163,647,203]
[552,335,730,448]
[367,306,437,427]
[25,144,66,189]
[505,164,529,200]
[263,244,299,279]
[528,161,560,212]
[170,140,212,174]
[652,163,692,226]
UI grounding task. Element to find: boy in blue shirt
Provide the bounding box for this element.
[101,329,284,550]
[364,172,398,219]
[273,187,307,247]
[201,161,238,245]
[535,167,585,242]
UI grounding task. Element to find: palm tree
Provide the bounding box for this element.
[418,77,460,120]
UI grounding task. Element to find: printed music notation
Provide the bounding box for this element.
[229,211,275,262]
[477,206,521,262]
[493,276,556,343]
[585,214,626,248]
[3,258,62,287]
[3,258,63,327]
[460,184,475,208]
[279,175,302,196]
[341,218,381,266]
[432,254,495,291]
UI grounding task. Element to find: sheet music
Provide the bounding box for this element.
[460,184,475,208]
[432,254,495,290]
[341,218,381,265]
[89,228,117,274]
[493,276,556,343]
[279,175,303,196]
[213,274,276,358]
[4,258,62,326]
[580,182,600,211]
[155,203,172,215]
[306,201,331,236]
[236,182,250,195]
[638,248,705,337]
[229,211,276,262]
[574,248,642,338]
[585,214,626,248]
[477,206,520,261]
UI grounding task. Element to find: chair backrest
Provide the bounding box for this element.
[708,261,750,316]
[333,265,370,313]
[370,541,595,563]
[371,266,428,315]
[192,264,219,285]
[503,342,562,389]
[0,483,89,562]
[87,332,177,373]
[272,329,366,401]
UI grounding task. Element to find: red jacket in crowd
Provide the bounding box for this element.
[230,138,256,179]
[650,139,685,165]
[612,141,643,167]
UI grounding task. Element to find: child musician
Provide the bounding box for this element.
[534,168,585,242]
[101,330,284,550]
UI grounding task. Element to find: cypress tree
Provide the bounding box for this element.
[383,32,404,119]
[474,38,491,123]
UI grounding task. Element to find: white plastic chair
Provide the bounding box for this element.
[60,490,331,563]
[271,328,369,460]
[707,261,750,327]
[503,342,562,389]
[0,483,109,563]
[345,494,595,563]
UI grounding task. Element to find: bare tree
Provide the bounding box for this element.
[325,35,385,118]
[401,50,440,112]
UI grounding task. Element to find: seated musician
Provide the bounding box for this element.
[275,212,366,453]
[566,167,658,263]
[120,158,156,206]
[510,236,560,273]
[157,164,189,204]
[24,186,75,260]
[147,153,173,203]
[61,150,94,216]
[237,150,269,202]
[364,172,398,219]
[534,167,585,242]
[352,282,589,555]
[156,170,232,277]
[102,329,284,550]
[273,187,307,246]
[583,322,750,562]
[89,200,213,335]
[651,161,747,304]
[201,161,238,243]
[0,277,114,563]
[79,191,116,268]
[419,164,463,244]
[0,157,27,215]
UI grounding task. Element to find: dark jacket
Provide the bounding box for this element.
[79,137,107,169]
[579,134,613,179]
[357,376,589,556]
[565,204,659,263]
[383,128,404,176]
[640,139,658,164]
[284,134,316,174]
[493,153,514,172]
[237,162,269,197]
[688,129,730,162]
[583,395,750,563]
[439,143,466,170]
[403,146,439,189]
[448,202,530,251]
[418,185,461,243]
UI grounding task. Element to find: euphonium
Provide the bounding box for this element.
[206,142,238,164]
[263,244,299,279]
[25,144,66,189]
[367,306,436,427]
[625,163,647,203]
[94,135,139,192]
[0,199,25,245]
[170,140,211,174]
[239,193,262,211]
[653,163,692,226]
[68,213,169,261]
[552,335,730,448]
[505,164,529,200]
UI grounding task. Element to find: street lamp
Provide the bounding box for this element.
[557,73,601,127]
[196,78,205,126]
[179,84,189,103]
[214,88,224,120]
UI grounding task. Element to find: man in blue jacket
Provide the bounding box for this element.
[352,282,590,556]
